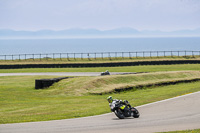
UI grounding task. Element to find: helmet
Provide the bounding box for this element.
[124,100,129,105]
[107,96,113,103]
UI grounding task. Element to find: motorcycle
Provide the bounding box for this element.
[109,100,140,119]
[101,71,110,76]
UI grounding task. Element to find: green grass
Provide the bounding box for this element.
[158,129,200,133]
[48,71,200,95]
[1,64,200,73]
[1,71,200,124]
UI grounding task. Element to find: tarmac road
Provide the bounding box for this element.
[1,91,200,133]
[0,72,136,77]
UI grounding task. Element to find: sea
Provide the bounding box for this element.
[0,37,200,55]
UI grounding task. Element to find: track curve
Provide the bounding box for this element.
[0,72,136,77]
[1,91,200,133]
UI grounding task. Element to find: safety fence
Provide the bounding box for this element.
[0,51,200,61]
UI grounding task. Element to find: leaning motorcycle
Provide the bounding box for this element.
[101,71,110,76]
[110,100,140,119]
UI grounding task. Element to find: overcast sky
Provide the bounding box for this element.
[0,0,200,31]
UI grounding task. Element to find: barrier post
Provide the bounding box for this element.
[150,51,152,58]
[81,53,83,60]
[143,52,145,58]
[40,54,42,61]
[67,53,69,61]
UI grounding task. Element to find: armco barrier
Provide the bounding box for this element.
[1,60,200,69]
[35,77,73,89]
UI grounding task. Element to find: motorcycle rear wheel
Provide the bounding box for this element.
[114,110,125,119]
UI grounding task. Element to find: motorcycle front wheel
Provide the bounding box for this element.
[132,108,140,118]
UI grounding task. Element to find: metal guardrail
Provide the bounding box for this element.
[0,51,200,61]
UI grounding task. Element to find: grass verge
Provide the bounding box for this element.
[1,64,200,73]
[1,71,200,124]
[158,129,200,133]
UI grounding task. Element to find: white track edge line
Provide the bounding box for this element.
[136,91,200,108]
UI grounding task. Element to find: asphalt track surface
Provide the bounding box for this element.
[1,91,200,133]
[0,72,133,77]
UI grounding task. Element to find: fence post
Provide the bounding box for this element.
[67,53,69,61]
[185,51,186,57]
[87,53,90,60]
[40,54,41,61]
[192,51,194,57]
[150,51,152,58]
[143,52,145,58]
[60,53,62,60]
[81,53,83,60]
[102,53,103,60]
[164,51,166,57]
[157,51,159,58]
[108,52,111,60]
[74,53,76,60]
[46,54,48,60]
[136,52,138,58]
[171,51,173,57]
[178,51,179,57]
[12,55,14,61]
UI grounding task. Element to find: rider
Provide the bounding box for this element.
[107,96,132,111]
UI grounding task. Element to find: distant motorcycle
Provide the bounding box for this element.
[101,70,110,76]
[109,100,140,119]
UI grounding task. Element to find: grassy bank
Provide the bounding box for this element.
[49,71,200,95]
[1,64,200,73]
[1,71,200,124]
